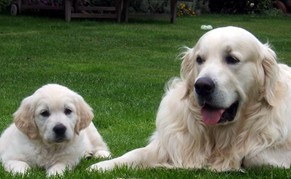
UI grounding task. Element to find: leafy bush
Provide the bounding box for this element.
[177,2,195,16]
[254,0,274,13]
[0,0,13,13]
[209,0,275,14]
[128,0,169,14]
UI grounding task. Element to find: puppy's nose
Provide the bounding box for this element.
[53,124,67,136]
[195,77,215,97]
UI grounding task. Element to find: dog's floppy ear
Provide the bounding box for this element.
[74,95,94,134]
[261,44,279,106]
[13,96,39,139]
[181,47,195,80]
[180,47,196,98]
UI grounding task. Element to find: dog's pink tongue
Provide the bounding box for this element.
[201,107,225,125]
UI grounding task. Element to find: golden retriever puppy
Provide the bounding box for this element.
[0,84,110,176]
[89,26,291,172]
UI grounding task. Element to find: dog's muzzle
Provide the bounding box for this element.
[194,77,239,125]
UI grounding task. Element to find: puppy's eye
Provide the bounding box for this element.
[40,110,50,117]
[64,108,72,115]
[225,55,239,65]
[196,56,204,65]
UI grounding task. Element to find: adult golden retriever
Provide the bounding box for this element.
[0,84,110,176]
[89,26,291,172]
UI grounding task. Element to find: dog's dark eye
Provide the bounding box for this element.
[64,108,72,115]
[196,56,204,65]
[40,110,50,117]
[225,55,239,65]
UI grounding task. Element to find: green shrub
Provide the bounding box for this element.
[254,0,274,13]
[0,0,12,13]
[208,0,275,14]
[177,2,195,16]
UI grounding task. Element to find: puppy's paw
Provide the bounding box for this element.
[88,160,115,172]
[4,161,30,175]
[94,150,111,158]
[47,163,66,176]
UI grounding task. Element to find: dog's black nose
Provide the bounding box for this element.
[194,77,215,97]
[53,123,67,136]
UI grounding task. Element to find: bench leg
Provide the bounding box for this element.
[65,0,71,22]
[122,0,129,22]
[116,0,123,23]
[170,0,177,23]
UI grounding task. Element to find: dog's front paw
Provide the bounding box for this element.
[88,160,115,172]
[208,161,242,172]
[94,150,111,158]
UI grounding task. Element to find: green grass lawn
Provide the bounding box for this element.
[0,14,291,178]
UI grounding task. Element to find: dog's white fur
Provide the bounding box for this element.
[0,84,110,176]
[89,26,291,172]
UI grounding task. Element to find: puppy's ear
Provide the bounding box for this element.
[180,47,196,98]
[13,96,39,139]
[261,44,279,106]
[74,95,94,134]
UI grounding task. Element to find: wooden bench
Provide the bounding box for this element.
[10,0,177,23]
[11,0,123,22]
[65,0,123,22]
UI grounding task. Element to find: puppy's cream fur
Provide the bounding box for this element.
[0,84,110,176]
